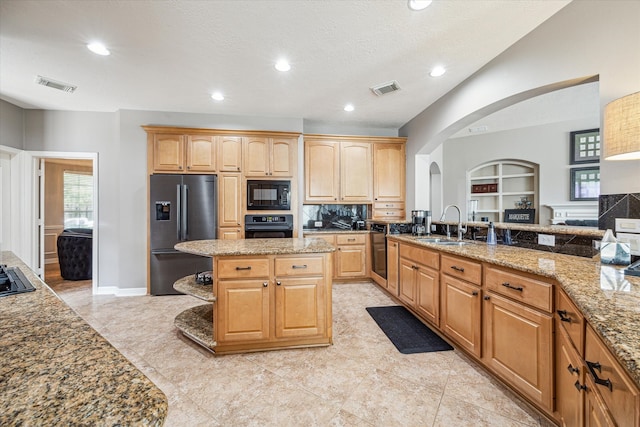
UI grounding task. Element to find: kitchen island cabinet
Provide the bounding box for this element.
[174,238,334,355]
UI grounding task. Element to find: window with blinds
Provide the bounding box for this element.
[63,171,93,229]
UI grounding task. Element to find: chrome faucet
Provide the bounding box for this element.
[440,205,467,240]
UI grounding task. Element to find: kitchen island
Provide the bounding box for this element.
[0,252,167,426]
[174,238,335,355]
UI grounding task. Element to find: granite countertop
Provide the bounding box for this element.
[388,235,640,388]
[434,220,605,238]
[175,237,336,257]
[0,252,167,425]
[303,229,370,234]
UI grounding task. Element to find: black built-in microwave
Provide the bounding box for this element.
[247,180,291,210]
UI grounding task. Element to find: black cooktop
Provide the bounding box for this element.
[0,265,36,297]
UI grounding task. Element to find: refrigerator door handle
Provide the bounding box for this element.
[182,184,189,240]
[176,184,182,241]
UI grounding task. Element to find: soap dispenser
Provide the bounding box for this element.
[487,222,497,246]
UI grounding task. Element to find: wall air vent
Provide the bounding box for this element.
[35,75,77,93]
[370,80,401,96]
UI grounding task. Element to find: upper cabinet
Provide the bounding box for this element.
[144,127,299,176]
[372,142,406,220]
[218,136,243,172]
[304,135,405,205]
[243,137,296,177]
[151,133,217,172]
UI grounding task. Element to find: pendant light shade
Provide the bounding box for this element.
[604,91,640,160]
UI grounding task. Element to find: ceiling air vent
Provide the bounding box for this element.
[35,75,77,93]
[370,80,401,96]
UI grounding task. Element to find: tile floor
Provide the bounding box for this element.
[54,281,555,426]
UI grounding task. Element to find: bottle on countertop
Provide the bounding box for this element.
[487,222,497,246]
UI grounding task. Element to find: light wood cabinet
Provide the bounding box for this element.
[151,133,217,172]
[387,240,399,296]
[398,243,439,326]
[304,140,340,202]
[440,254,482,358]
[218,136,243,172]
[340,142,372,203]
[218,173,242,236]
[372,143,405,220]
[244,137,296,177]
[214,254,332,354]
[483,291,553,411]
[335,234,367,279]
[584,324,640,427]
[556,324,585,427]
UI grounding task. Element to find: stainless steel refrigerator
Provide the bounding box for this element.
[150,174,217,295]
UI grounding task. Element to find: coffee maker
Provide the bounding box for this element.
[411,210,431,236]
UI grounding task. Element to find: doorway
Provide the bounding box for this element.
[42,158,94,290]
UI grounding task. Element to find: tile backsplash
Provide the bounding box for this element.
[302,204,368,230]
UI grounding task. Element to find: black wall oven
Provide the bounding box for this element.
[244,214,293,239]
[247,180,290,210]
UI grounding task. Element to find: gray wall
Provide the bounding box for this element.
[0,99,24,149]
[443,119,598,225]
[401,0,640,216]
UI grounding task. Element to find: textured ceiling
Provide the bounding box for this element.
[0,0,571,128]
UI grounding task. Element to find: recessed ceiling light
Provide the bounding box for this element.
[344,104,354,112]
[275,59,291,72]
[429,66,446,77]
[408,0,432,11]
[87,42,110,56]
[211,92,224,101]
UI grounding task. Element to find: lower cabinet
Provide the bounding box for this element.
[556,324,585,427]
[335,234,367,278]
[440,274,482,358]
[398,243,439,326]
[483,291,553,411]
[214,254,332,353]
[386,240,399,296]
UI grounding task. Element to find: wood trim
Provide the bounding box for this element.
[304,133,406,144]
[142,125,301,139]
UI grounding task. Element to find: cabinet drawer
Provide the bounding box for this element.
[372,209,406,219]
[441,255,481,285]
[217,257,270,279]
[585,325,640,427]
[556,289,585,356]
[373,202,405,209]
[399,244,439,270]
[485,265,552,312]
[275,256,325,276]
[306,234,336,246]
[336,234,366,245]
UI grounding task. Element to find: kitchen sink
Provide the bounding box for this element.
[416,237,473,246]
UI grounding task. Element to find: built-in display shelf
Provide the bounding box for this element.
[173,275,215,302]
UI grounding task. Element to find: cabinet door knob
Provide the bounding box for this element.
[276,281,281,286]
[483,295,490,300]
[574,381,587,391]
[567,364,580,374]
[263,282,268,287]
[472,291,479,296]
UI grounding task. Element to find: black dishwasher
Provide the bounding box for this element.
[370,223,387,279]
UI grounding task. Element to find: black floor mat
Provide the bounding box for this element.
[366,305,453,354]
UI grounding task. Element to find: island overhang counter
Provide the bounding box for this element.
[174,238,335,355]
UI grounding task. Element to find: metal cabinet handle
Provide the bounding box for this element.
[483,295,490,300]
[574,380,587,391]
[235,266,252,271]
[567,364,579,374]
[347,238,356,242]
[263,282,268,287]
[586,361,613,392]
[502,282,523,292]
[557,310,572,323]
[276,281,281,286]
[450,265,465,272]
[292,265,307,269]
[471,291,479,296]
